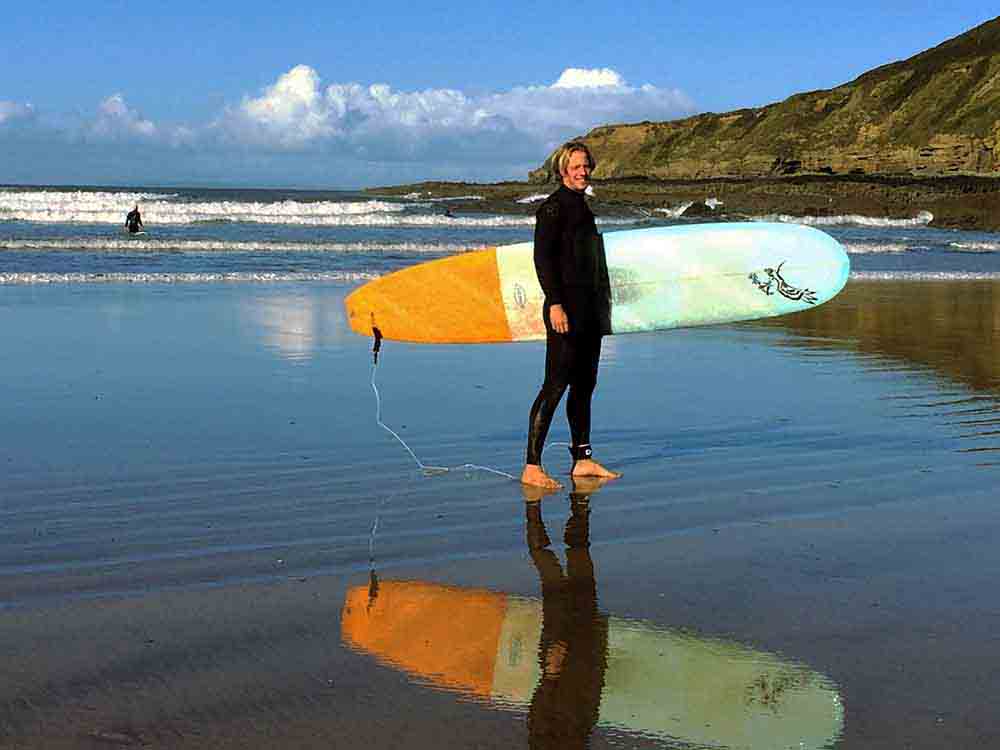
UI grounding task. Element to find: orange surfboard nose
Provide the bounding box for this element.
[344,248,513,343]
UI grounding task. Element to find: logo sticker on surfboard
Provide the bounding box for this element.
[749,262,818,304]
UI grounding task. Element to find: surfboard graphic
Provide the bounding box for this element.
[344,223,850,344]
[341,580,844,749]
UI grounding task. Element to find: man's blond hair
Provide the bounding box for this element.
[552,141,596,179]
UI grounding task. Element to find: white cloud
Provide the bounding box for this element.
[552,67,627,88]
[92,94,157,138]
[0,66,696,185]
[239,65,334,144]
[220,65,694,163]
[483,70,695,140]
[221,72,498,152]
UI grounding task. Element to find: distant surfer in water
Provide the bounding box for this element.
[522,142,621,488]
[124,204,143,234]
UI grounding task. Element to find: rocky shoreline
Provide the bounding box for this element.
[368,175,1000,231]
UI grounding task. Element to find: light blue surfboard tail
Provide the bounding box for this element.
[604,222,850,335]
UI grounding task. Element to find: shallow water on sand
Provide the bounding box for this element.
[2,279,999,749]
[3,280,997,605]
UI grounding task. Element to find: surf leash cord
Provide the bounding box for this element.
[369,330,516,481]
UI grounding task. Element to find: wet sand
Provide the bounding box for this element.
[2,280,999,748]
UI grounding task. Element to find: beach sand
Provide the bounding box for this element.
[2,280,999,748]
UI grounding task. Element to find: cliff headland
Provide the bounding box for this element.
[371,17,1000,230]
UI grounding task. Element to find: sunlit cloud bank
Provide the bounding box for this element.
[0,66,695,186]
[89,94,158,139]
[216,65,693,160]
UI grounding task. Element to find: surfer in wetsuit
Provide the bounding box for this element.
[521,142,621,488]
[124,204,143,234]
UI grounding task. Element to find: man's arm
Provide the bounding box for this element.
[533,200,564,306]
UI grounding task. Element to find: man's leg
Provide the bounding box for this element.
[523,329,573,487]
[567,335,621,479]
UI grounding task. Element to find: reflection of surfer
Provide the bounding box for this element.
[124,204,143,234]
[523,478,609,750]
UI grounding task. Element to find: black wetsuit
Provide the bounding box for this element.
[125,208,143,234]
[526,185,611,465]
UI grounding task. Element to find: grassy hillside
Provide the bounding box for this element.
[530,17,1000,182]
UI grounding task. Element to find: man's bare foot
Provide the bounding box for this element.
[570,459,622,480]
[521,464,563,490]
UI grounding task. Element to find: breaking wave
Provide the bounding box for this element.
[9,269,998,285]
[948,240,1000,253]
[0,190,531,227]
[758,211,934,228]
[516,194,549,204]
[654,202,695,219]
[851,270,1000,281]
[0,271,380,285]
[841,241,914,254]
[0,238,477,254]
[404,194,485,202]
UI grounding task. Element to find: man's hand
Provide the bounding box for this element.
[549,304,570,334]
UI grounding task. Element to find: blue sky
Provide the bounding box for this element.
[1,2,996,188]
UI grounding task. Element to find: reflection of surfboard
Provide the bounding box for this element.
[341,580,843,749]
[344,223,850,343]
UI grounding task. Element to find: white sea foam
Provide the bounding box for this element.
[851,270,1000,281]
[948,241,1000,253]
[392,192,483,202]
[0,189,644,228]
[399,214,534,227]
[6,205,533,227]
[757,210,934,228]
[0,190,420,226]
[0,189,173,206]
[422,195,484,202]
[654,202,694,218]
[9,269,997,284]
[651,199,722,218]
[841,241,912,254]
[516,194,549,204]
[0,271,380,285]
[0,238,475,254]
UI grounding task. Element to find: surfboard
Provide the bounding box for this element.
[344,222,850,344]
[341,580,844,748]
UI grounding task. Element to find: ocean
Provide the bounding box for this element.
[4,183,1000,749]
[4,184,1000,283]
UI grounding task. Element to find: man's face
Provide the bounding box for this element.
[561,150,591,192]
